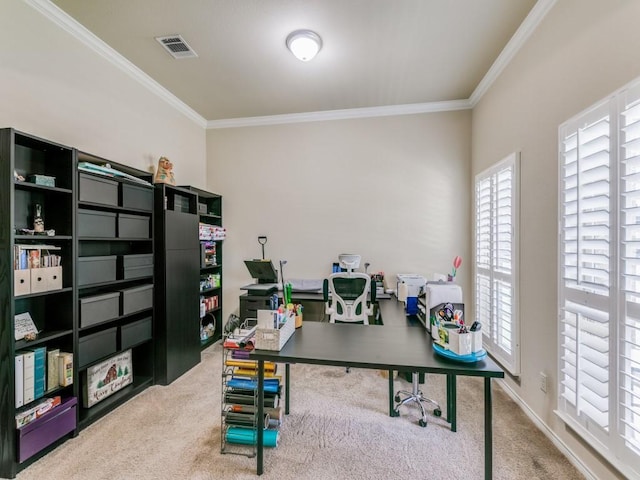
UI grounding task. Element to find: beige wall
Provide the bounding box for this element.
[472,1,640,478]
[207,112,471,318]
[0,0,206,185]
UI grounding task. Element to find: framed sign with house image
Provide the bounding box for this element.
[83,350,133,408]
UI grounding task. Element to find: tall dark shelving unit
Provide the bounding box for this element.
[0,128,160,478]
[0,128,77,478]
[154,184,201,385]
[180,186,224,349]
[75,152,155,429]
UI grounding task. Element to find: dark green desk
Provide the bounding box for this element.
[250,300,504,479]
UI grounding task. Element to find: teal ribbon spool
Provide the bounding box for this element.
[226,426,279,447]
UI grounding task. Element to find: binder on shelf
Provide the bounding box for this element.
[31,347,46,400]
[22,351,35,405]
[15,354,24,408]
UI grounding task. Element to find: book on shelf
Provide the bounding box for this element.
[15,354,24,408]
[13,244,62,270]
[58,352,73,387]
[47,349,60,392]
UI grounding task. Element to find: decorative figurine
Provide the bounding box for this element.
[33,204,44,233]
[153,156,176,185]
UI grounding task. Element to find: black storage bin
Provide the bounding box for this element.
[78,209,116,238]
[118,213,150,239]
[80,292,120,328]
[121,317,152,350]
[78,255,117,286]
[121,284,153,315]
[78,327,117,367]
[78,172,118,206]
[122,183,153,211]
[121,254,154,280]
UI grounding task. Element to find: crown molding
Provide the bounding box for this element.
[26,0,208,128]
[469,0,558,106]
[206,99,472,129]
[29,0,554,130]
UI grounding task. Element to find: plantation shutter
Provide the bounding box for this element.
[558,102,611,439]
[474,153,519,375]
[619,87,640,460]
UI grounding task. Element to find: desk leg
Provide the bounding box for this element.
[484,377,493,480]
[285,363,290,415]
[257,360,264,475]
[447,374,457,432]
[388,370,395,416]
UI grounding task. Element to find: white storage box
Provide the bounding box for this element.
[254,310,296,351]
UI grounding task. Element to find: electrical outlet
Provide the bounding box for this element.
[539,372,548,393]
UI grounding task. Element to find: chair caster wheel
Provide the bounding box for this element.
[391,410,400,417]
[433,408,442,417]
[394,395,401,402]
[419,419,427,427]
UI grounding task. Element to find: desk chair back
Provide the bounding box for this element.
[324,272,372,324]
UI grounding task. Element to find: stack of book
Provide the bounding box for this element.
[15,348,72,410]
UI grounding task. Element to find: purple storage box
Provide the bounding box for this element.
[18,397,77,463]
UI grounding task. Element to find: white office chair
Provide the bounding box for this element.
[323,254,373,324]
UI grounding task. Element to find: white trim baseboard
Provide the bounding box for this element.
[496,379,597,480]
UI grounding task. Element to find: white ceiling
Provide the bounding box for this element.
[48,0,541,125]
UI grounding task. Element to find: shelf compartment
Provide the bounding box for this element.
[14,187,74,236]
[78,327,117,369]
[77,255,117,287]
[17,397,77,463]
[13,132,74,191]
[120,317,152,350]
[78,172,118,207]
[78,209,116,238]
[79,292,120,329]
[15,329,73,351]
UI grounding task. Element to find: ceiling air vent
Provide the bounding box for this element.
[155,35,198,59]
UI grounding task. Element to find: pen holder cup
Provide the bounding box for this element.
[295,314,303,329]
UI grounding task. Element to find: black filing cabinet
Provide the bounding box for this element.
[154,184,201,385]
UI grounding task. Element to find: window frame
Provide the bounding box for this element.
[556,77,640,480]
[474,152,521,376]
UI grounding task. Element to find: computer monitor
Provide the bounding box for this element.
[244,259,278,284]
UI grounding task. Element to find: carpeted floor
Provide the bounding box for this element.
[15,343,583,480]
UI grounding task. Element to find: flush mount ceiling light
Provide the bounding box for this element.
[286,29,322,62]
